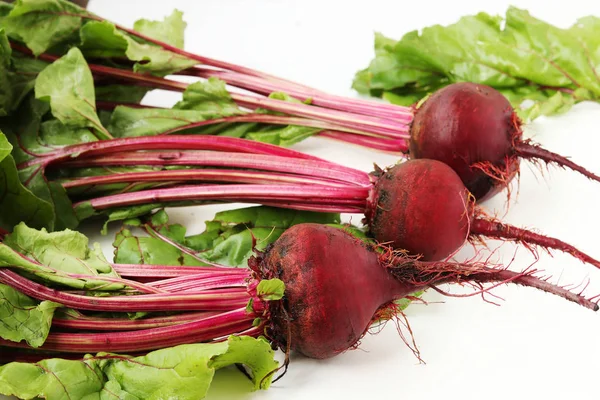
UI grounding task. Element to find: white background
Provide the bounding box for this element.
[4,1,600,399]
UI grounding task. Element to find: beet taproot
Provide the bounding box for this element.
[256,223,598,359]
[409,83,600,199]
[367,159,600,267]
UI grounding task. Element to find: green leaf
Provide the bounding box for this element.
[105,78,318,143]
[174,77,243,114]
[99,203,166,234]
[102,336,277,397]
[113,206,341,268]
[79,20,197,76]
[256,278,285,301]
[0,128,9,160]
[7,54,51,115]
[0,29,46,117]
[108,104,241,138]
[0,336,277,400]
[35,47,111,140]
[0,28,14,116]
[0,283,60,347]
[3,0,85,56]
[95,85,149,104]
[79,20,128,58]
[355,7,600,120]
[0,2,14,16]
[4,95,96,164]
[570,16,600,79]
[1,97,86,230]
[246,125,320,146]
[0,222,123,290]
[133,9,186,49]
[503,8,599,92]
[0,132,55,231]
[0,356,105,400]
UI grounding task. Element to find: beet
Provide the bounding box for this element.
[257,224,598,359]
[260,223,409,359]
[366,159,600,267]
[367,159,473,260]
[409,83,600,199]
[409,83,519,199]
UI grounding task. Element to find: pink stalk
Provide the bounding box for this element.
[0,269,251,312]
[257,201,365,213]
[18,135,322,168]
[157,114,377,137]
[59,151,371,187]
[91,62,410,139]
[12,43,411,143]
[64,14,410,118]
[0,308,255,353]
[184,67,412,120]
[96,101,407,149]
[53,310,220,331]
[60,274,166,294]
[111,263,249,278]
[230,92,410,139]
[17,137,373,225]
[147,274,250,292]
[60,168,355,189]
[319,130,408,153]
[78,184,369,212]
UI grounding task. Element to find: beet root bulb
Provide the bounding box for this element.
[409,82,600,200]
[366,159,473,260]
[255,224,597,360]
[258,223,411,359]
[409,82,520,200]
[366,159,600,269]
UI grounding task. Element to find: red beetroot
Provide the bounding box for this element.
[409,83,600,199]
[367,159,472,260]
[409,83,520,200]
[253,224,598,359]
[366,159,599,265]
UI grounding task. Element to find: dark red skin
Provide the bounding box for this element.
[366,159,473,261]
[261,223,413,359]
[256,223,598,360]
[409,82,521,200]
